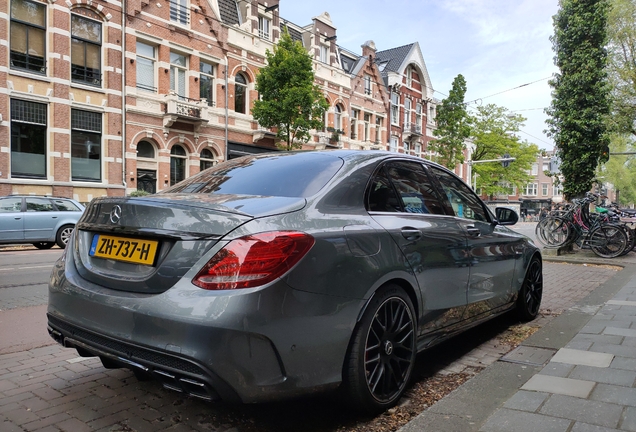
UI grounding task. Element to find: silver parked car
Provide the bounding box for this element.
[48,151,542,413]
[0,195,85,249]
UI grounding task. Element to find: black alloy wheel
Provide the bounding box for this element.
[345,285,416,413]
[516,256,543,321]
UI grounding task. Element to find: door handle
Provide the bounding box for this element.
[14,217,22,220]
[466,226,481,237]
[401,228,422,241]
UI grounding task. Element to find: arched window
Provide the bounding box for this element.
[334,104,343,131]
[170,145,187,185]
[200,148,216,171]
[137,141,155,159]
[234,73,247,114]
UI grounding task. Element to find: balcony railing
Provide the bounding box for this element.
[164,93,209,129]
[404,123,422,135]
[169,0,189,25]
[10,52,47,75]
[71,65,102,87]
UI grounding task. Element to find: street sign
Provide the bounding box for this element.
[502,153,511,168]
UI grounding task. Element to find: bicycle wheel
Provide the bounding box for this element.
[589,225,628,258]
[618,224,635,256]
[535,217,571,248]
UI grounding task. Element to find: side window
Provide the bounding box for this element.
[52,199,80,211]
[385,162,446,215]
[25,197,54,212]
[430,167,489,222]
[367,167,401,212]
[0,197,23,213]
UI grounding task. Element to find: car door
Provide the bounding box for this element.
[23,197,58,240]
[367,161,469,335]
[428,166,522,319]
[0,197,25,241]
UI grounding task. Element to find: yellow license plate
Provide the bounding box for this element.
[89,234,158,266]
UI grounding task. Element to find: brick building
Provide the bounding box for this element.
[1,0,441,201]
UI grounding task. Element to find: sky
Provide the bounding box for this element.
[279,0,560,150]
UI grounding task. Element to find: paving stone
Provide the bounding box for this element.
[591,383,636,407]
[539,394,622,428]
[622,406,636,432]
[503,390,549,412]
[566,341,594,350]
[551,348,614,368]
[611,356,636,371]
[607,300,636,307]
[540,362,575,378]
[570,365,636,386]
[0,420,23,432]
[604,327,636,338]
[521,374,595,398]
[3,406,41,425]
[57,417,93,432]
[591,343,636,358]
[570,333,624,345]
[571,422,622,432]
[479,408,571,432]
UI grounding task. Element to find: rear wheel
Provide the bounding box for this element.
[535,217,571,248]
[516,256,543,321]
[589,225,627,258]
[344,285,416,414]
[32,242,55,250]
[56,225,74,249]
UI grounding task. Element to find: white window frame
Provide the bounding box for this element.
[170,52,188,100]
[391,93,399,125]
[364,75,371,95]
[258,16,270,41]
[524,183,538,196]
[320,45,329,63]
[542,183,549,196]
[404,99,411,126]
[170,0,189,25]
[390,136,398,152]
[136,41,156,92]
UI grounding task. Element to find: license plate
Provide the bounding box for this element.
[89,234,158,266]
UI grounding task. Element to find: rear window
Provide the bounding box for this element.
[163,152,344,198]
[53,199,81,211]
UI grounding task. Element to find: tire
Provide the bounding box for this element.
[344,284,416,414]
[516,256,543,322]
[618,225,635,256]
[32,242,55,250]
[535,217,571,248]
[56,225,75,249]
[589,225,627,258]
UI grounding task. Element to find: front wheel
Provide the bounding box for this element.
[589,225,627,258]
[516,256,543,321]
[344,285,416,414]
[32,242,55,250]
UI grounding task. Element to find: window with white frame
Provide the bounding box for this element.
[390,136,398,152]
[415,102,422,130]
[428,105,435,123]
[10,99,47,178]
[404,99,411,126]
[375,117,383,143]
[524,183,538,196]
[320,45,329,63]
[200,60,215,106]
[234,73,248,114]
[391,92,399,125]
[170,0,188,25]
[71,14,102,86]
[258,16,270,40]
[350,109,358,139]
[403,142,410,153]
[364,75,371,95]
[170,145,187,185]
[334,104,343,131]
[364,113,371,141]
[415,143,421,156]
[406,67,413,87]
[542,183,549,196]
[553,183,563,196]
[71,109,102,182]
[170,52,187,100]
[531,163,539,175]
[542,162,549,172]
[10,0,46,74]
[136,41,156,92]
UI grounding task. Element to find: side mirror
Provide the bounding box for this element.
[495,207,519,226]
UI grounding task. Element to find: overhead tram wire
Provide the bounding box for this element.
[465,77,552,106]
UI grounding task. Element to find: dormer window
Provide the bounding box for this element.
[320,45,329,64]
[170,0,188,25]
[258,16,270,41]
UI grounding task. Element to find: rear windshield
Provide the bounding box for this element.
[162,152,344,198]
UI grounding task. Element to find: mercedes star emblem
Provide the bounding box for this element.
[109,205,122,224]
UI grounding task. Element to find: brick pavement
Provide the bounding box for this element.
[0,261,623,431]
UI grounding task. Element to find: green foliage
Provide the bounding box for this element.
[471,104,539,196]
[252,30,329,151]
[607,0,636,137]
[597,134,636,205]
[430,74,471,168]
[128,190,150,197]
[545,0,611,199]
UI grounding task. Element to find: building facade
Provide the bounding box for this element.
[1,0,440,202]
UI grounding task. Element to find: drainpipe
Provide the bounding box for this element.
[224,63,229,161]
[121,3,127,193]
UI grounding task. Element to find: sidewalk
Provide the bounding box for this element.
[400,260,636,432]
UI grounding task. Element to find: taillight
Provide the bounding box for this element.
[193,231,315,290]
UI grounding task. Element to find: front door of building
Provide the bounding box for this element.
[137,169,156,194]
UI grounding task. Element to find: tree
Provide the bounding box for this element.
[470,104,538,197]
[545,0,612,199]
[598,134,636,205]
[607,0,636,137]
[252,30,329,151]
[429,74,471,168]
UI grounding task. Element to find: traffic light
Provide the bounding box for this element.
[600,144,610,163]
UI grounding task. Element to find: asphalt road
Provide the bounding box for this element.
[0,247,63,354]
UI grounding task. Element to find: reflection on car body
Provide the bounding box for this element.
[47,150,542,413]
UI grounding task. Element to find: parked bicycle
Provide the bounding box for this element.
[535,192,634,258]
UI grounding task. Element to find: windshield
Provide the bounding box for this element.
[162,152,344,198]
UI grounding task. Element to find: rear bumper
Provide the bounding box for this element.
[47,250,364,403]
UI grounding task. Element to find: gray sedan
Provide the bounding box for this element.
[47,150,542,413]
